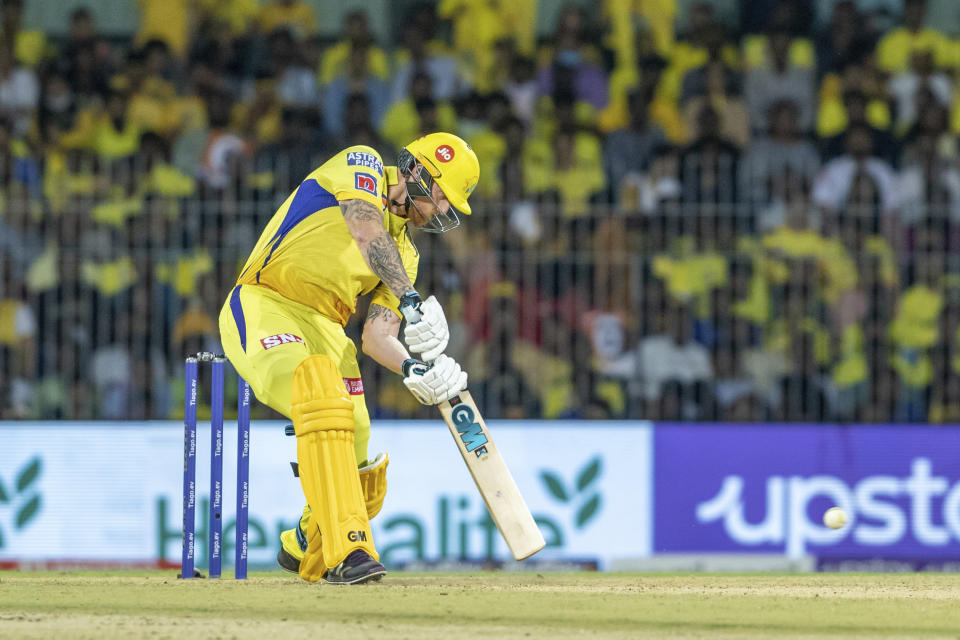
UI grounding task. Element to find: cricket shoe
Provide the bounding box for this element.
[276,524,308,573]
[323,550,386,585]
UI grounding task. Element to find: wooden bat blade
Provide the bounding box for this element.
[439,391,546,561]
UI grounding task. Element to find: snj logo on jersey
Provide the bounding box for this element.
[346,151,383,175]
[355,172,378,195]
[260,333,305,349]
[435,145,455,163]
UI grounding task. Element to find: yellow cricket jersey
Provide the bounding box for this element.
[236,146,419,326]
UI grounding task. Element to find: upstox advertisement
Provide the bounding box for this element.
[0,422,652,570]
[653,424,960,562]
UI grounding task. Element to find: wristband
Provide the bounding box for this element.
[402,358,426,377]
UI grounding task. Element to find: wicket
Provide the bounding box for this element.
[180,352,251,580]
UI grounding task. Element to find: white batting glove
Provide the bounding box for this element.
[402,354,468,405]
[401,295,449,362]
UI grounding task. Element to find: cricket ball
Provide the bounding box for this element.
[823,507,847,529]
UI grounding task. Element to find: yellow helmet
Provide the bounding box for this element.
[399,132,479,232]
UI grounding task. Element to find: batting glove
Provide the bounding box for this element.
[402,354,468,405]
[400,294,449,362]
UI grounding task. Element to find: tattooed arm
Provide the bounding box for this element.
[340,199,415,298]
[361,302,408,374]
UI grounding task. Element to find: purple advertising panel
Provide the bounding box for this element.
[654,424,960,560]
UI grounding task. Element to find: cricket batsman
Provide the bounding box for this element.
[218,133,479,584]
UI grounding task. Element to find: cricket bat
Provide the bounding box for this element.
[438,390,546,560]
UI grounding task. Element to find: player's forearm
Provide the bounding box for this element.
[361,327,408,374]
[341,199,415,298]
[361,303,408,374]
[364,232,415,297]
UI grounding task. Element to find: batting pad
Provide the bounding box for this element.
[359,452,389,519]
[298,514,328,582]
[291,355,377,575]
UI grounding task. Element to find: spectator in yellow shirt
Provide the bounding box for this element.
[318,10,389,85]
[659,4,739,108]
[93,89,142,160]
[600,52,687,142]
[538,124,606,221]
[258,0,317,40]
[136,0,190,59]
[438,0,535,92]
[128,41,187,137]
[232,70,282,147]
[681,60,750,149]
[1,0,47,68]
[821,89,899,166]
[196,0,258,37]
[525,91,605,202]
[875,0,953,73]
[380,72,457,152]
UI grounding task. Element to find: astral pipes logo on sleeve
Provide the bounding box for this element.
[260,334,305,350]
[346,152,383,175]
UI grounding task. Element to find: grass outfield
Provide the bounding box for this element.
[2,571,960,639]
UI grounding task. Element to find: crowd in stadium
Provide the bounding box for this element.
[2,0,960,423]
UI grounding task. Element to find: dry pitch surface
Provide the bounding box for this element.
[2,571,960,639]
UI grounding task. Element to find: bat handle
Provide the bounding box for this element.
[400,306,421,324]
[398,292,423,324]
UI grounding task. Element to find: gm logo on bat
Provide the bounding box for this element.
[451,404,489,457]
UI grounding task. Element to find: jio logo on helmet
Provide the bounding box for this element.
[435,144,455,162]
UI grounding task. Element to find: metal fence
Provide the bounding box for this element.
[1,152,958,423]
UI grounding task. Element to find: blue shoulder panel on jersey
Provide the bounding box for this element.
[256,179,338,283]
[230,285,247,350]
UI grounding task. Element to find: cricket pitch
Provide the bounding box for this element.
[2,571,960,638]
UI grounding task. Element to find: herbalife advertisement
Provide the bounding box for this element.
[0,422,652,570]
